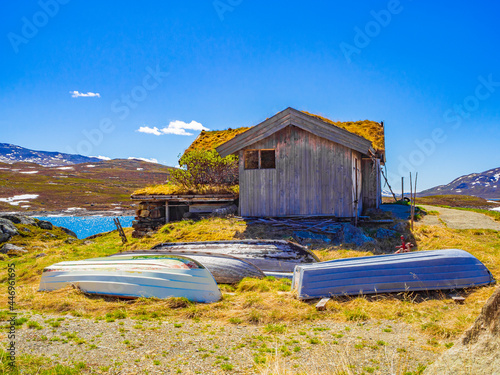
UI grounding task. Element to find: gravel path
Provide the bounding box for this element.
[14,313,440,374]
[418,205,500,231]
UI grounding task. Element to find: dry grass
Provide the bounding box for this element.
[302,111,385,152]
[131,183,239,196]
[183,127,252,156]
[416,194,498,209]
[0,218,499,343]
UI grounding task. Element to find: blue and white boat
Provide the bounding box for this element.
[292,249,495,300]
[39,254,222,303]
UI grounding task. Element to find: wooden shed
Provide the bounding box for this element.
[216,107,385,218]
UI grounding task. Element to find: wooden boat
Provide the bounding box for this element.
[111,250,265,284]
[151,240,319,272]
[38,254,221,303]
[292,249,495,300]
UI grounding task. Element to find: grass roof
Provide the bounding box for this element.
[132,184,239,196]
[181,110,384,157]
[183,127,252,155]
[302,111,385,153]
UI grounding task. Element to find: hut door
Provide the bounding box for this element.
[352,155,360,218]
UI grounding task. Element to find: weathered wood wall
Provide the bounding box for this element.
[361,158,381,209]
[239,126,363,217]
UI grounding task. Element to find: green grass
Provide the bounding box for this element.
[0,350,87,374]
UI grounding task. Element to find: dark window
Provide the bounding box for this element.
[260,150,276,169]
[244,149,276,170]
[244,150,259,169]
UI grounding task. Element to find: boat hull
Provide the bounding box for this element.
[293,249,495,300]
[39,255,221,303]
[112,251,265,284]
[151,240,319,272]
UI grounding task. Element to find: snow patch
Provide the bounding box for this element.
[57,166,74,170]
[19,171,38,174]
[128,157,158,163]
[0,194,39,206]
[64,207,86,212]
[136,168,144,171]
[86,165,96,168]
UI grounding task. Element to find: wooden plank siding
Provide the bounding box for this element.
[239,126,361,217]
[361,158,381,209]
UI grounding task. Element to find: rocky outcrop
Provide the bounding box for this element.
[0,218,19,243]
[0,243,27,256]
[0,214,36,226]
[37,220,53,230]
[292,223,375,246]
[425,286,500,375]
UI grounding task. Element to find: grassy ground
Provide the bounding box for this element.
[0,159,172,212]
[1,217,498,340]
[415,194,498,209]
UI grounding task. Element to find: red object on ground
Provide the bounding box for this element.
[395,235,414,253]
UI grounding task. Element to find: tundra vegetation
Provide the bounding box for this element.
[0,211,499,373]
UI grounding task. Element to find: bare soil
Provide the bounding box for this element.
[16,313,439,374]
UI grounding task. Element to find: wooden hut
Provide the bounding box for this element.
[216,107,385,218]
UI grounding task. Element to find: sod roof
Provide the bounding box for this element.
[183,127,252,156]
[183,110,385,157]
[301,111,385,153]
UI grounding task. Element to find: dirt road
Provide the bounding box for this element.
[419,205,500,231]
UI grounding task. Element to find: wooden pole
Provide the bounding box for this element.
[401,177,404,202]
[410,173,414,231]
[381,169,398,203]
[414,172,418,226]
[165,201,169,224]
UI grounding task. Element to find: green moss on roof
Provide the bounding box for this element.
[302,111,385,152]
[184,127,252,154]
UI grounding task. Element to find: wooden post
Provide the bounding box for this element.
[381,169,398,202]
[401,177,404,202]
[113,218,128,245]
[410,173,414,231]
[165,201,169,223]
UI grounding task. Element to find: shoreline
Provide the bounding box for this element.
[0,209,135,217]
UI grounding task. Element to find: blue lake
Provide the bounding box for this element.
[33,216,134,239]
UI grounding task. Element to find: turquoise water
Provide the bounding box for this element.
[33,216,134,239]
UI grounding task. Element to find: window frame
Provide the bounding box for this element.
[243,149,276,170]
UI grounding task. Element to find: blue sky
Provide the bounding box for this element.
[1,1,499,191]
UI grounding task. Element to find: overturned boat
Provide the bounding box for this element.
[111,250,265,284]
[38,254,221,303]
[293,249,495,300]
[151,240,319,272]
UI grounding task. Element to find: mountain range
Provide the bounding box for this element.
[0,143,174,212]
[0,143,103,167]
[418,167,500,199]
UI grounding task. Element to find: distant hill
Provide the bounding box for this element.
[0,159,174,212]
[0,143,102,166]
[419,167,500,199]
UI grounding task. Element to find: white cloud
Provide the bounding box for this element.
[137,126,162,136]
[128,157,158,163]
[70,91,101,98]
[137,120,209,136]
